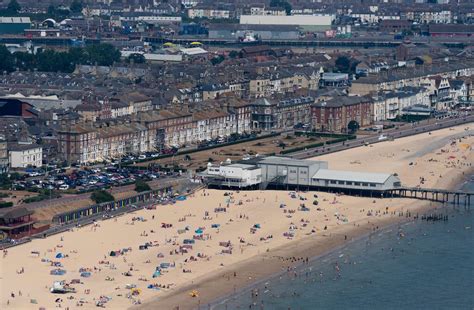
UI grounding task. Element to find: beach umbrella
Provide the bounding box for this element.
[195,228,203,234]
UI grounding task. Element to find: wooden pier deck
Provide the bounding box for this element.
[387,187,472,206]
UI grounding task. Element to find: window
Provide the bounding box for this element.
[338,181,344,185]
[369,183,376,187]
[330,180,337,184]
[362,183,369,187]
[346,181,353,185]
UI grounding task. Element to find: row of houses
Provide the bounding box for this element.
[57,84,448,164]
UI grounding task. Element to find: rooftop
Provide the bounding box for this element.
[312,169,393,184]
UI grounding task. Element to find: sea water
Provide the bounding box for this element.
[213,179,474,310]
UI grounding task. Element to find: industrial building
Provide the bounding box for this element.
[0,17,31,35]
[239,14,335,31]
[200,156,401,194]
[208,24,301,41]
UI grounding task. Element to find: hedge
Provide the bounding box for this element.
[280,142,324,154]
[295,131,355,139]
[0,201,13,208]
[279,135,356,154]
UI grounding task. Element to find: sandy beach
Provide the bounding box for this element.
[1,124,472,310]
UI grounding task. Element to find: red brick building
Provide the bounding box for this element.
[0,98,38,118]
[0,207,35,239]
[311,96,373,133]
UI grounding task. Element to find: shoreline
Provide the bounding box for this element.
[206,168,474,310]
[137,126,473,310]
[137,199,440,310]
[2,124,471,310]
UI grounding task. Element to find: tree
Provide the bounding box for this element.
[335,56,351,73]
[13,51,36,71]
[7,0,21,13]
[229,50,239,59]
[0,45,14,73]
[270,0,292,15]
[84,44,121,66]
[127,53,146,64]
[135,180,151,193]
[210,55,225,66]
[70,0,83,14]
[91,190,115,204]
[347,120,359,133]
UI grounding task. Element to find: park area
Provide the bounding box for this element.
[135,133,334,171]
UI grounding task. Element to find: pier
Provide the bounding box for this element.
[387,187,472,207]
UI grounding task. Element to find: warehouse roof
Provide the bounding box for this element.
[0,17,31,24]
[312,169,392,184]
[254,156,326,168]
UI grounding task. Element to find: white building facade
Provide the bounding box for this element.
[9,145,43,168]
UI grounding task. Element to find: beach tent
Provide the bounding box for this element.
[176,195,187,201]
[110,251,117,256]
[253,224,261,229]
[152,270,161,278]
[211,224,220,228]
[55,253,64,259]
[50,269,67,276]
[195,228,203,234]
[147,284,160,290]
[80,272,91,278]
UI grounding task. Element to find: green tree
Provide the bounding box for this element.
[229,50,239,59]
[127,53,146,64]
[335,56,351,73]
[347,120,360,133]
[13,51,36,71]
[270,0,292,15]
[7,0,21,13]
[0,45,14,73]
[70,0,83,14]
[84,44,120,66]
[91,190,115,204]
[210,55,225,66]
[134,180,151,193]
[47,5,55,15]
